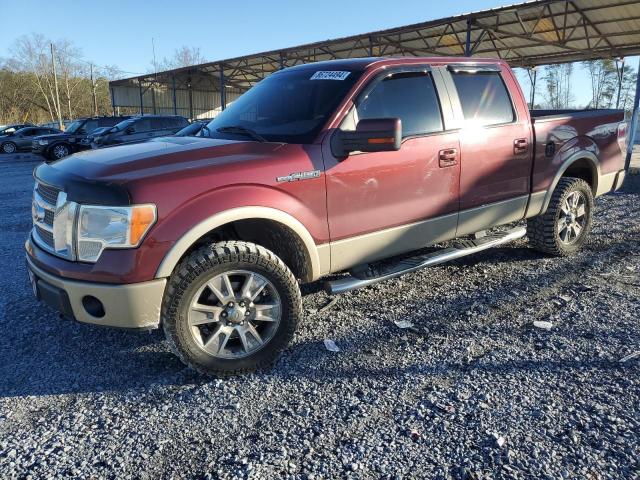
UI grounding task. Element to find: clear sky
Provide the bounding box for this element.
[1,0,636,107]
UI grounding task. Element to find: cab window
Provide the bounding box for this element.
[354,71,443,138]
[450,71,515,126]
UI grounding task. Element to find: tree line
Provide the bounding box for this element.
[0,33,637,126]
[0,34,205,127]
[529,59,636,111]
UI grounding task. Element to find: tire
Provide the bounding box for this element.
[162,241,302,376]
[527,177,594,256]
[50,143,71,160]
[1,142,17,154]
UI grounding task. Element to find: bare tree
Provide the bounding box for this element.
[582,59,617,108]
[543,63,575,109]
[1,35,124,124]
[155,46,206,71]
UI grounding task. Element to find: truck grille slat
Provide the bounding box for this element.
[36,183,60,205]
[35,225,55,248]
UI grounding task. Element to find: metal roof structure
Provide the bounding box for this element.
[109,0,640,119]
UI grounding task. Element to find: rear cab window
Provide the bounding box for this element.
[449,68,515,126]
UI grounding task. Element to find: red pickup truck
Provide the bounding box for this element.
[26,57,628,375]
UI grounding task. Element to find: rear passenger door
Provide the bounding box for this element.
[443,64,532,235]
[324,67,461,272]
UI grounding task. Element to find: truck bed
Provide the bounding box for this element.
[530,108,625,195]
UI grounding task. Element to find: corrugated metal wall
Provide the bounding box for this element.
[111,85,245,120]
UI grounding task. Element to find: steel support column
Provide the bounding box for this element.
[616,58,625,109]
[465,19,472,56]
[110,87,116,116]
[279,53,285,70]
[626,57,640,170]
[138,81,144,115]
[220,64,226,111]
[172,75,177,115]
[369,36,374,57]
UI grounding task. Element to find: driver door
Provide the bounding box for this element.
[323,68,461,272]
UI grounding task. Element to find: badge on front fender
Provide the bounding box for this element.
[276,170,321,183]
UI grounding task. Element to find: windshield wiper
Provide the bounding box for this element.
[216,125,267,142]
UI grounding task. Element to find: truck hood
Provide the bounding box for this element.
[45,136,289,180]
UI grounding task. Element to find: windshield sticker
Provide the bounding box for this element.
[310,71,351,81]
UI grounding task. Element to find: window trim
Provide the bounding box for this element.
[350,66,448,141]
[445,67,518,128]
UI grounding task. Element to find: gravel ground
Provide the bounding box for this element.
[1,153,639,479]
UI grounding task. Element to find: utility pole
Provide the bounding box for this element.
[50,43,64,130]
[90,63,98,116]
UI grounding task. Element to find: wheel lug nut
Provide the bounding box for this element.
[245,311,250,316]
[221,312,227,318]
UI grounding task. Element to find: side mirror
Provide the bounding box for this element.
[331,118,401,158]
[125,127,134,135]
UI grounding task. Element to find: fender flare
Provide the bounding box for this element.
[155,206,323,280]
[540,150,600,213]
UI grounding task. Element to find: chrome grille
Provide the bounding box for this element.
[36,183,60,205]
[32,181,76,260]
[35,225,54,248]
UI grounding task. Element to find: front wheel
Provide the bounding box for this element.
[162,241,302,376]
[527,177,594,256]
[50,143,71,160]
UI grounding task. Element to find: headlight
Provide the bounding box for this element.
[38,139,49,146]
[77,204,156,262]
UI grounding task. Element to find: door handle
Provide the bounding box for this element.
[514,138,528,154]
[438,148,458,167]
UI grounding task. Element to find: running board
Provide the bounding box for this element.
[324,226,526,295]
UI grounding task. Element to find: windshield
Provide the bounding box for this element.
[204,69,361,144]
[65,120,84,134]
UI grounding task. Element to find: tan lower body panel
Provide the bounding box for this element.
[27,258,166,329]
[456,195,529,237]
[329,213,458,273]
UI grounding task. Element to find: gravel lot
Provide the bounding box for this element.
[0,153,638,479]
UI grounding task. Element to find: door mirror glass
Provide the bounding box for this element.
[331,118,401,158]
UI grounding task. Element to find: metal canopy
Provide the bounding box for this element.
[109,0,640,115]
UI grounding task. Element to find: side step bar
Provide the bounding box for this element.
[324,226,526,295]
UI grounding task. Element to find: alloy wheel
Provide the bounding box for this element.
[557,191,587,244]
[53,144,69,159]
[188,270,282,359]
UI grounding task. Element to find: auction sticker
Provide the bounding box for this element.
[310,71,351,80]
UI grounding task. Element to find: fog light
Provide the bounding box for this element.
[82,295,105,318]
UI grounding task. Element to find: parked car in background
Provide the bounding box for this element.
[32,116,131,161]
[1,126,61,154]
[0,123,35,136]
[174,120,210,137]
[92,115,189,147]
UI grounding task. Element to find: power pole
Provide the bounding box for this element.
[50,43,64,130]
[90,63,98,116]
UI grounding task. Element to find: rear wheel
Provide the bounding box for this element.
[527,177,594,256]
[50,143,71,160]
[162,241,302,376]
[1,142,17,154]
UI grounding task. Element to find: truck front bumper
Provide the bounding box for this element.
[26,256,166,330]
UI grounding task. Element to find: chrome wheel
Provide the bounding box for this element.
[188,270,282,359]
[2,143,16,154]
[557,191,587,244]
[52,144,69,159]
